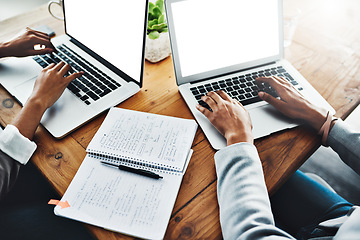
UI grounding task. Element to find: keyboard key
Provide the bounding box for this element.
[199,88,206,93]
[195,95,202,100]
[99,85,109,90]
[230,91,238,97]
[245,93,252,98]
[99,88,111,97]
[198,100,212,111]
[80,95,89,101]
[206,87,213,92]
[192,90,200,95]
[241,96,262,106]
[226,87,234,92]
[87,91,100,101]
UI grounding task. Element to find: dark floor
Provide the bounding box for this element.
[300,146,360,205]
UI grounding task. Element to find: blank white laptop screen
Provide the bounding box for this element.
[64,0,146,83]
[170,0,279,78]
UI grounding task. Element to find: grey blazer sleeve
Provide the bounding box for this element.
[327,120,360,175]
[0,150,21,201]
[215,143,294,240]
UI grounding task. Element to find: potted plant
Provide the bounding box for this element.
[145,0,171,63]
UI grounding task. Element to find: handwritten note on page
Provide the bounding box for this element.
[87,107,198,171]
[55,155,184,240]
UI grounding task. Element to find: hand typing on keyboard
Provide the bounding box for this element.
[196,91,254,146]
[190,66,303,112]
[33,44,122,105]
[11,62,83,140]
[0,27,56,58]
[195,76,329,147]
[256,76,328,132]
[31,62,84,109]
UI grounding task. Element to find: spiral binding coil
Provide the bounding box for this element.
[88,150,182,176]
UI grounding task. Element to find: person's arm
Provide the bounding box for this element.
[256,76,360,174]
[0,62,83,199]
[0,151,21,201]
[215,143,294,239]
[327,121,360,174]
[0,126,35,200]
[12,62,83,139]
[196,91,293,239]
[0,27,55,58]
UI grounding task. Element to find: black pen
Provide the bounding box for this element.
[100,161,163,179]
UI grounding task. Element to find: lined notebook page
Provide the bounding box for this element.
[55,155,184,240]
[87,107,198,171]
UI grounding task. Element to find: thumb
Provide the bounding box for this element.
[258,91,286,110]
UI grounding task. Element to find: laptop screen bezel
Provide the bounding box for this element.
[62,0,149,88]
[165,0,284,85]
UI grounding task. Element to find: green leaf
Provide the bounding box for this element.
[155,0,164,12]
[148,19,158,28]
[148,31,160,39]
[158,14,165,24]
[151,23,167,31]
[149,10,159,20]
[161,27,168,33]
[149,2,155,12]
[152,6,162,18]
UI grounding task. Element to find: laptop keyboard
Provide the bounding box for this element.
[190,66,303,110]
[33,44,121,105]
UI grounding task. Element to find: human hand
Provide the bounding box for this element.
[256,76,328,132]
[28,62,84,111]
[12,62,83,140]
[196,91,254,146]
[0,27,55,58]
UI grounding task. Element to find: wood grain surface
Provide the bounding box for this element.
[0,0,359,239]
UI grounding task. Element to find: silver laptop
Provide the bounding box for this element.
[165,0,335,150]
[0,0,148,138]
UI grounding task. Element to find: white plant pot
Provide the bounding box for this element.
[145,32,171,63]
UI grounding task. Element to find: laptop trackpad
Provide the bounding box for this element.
[249,104,297,139]
[13,77,36,104]
[0,57,39,89]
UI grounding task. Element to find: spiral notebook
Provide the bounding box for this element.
[54,107,197,239]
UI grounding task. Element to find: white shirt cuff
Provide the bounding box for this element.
[0,125,37,165]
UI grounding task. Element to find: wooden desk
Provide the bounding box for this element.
[0,0,359,239]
